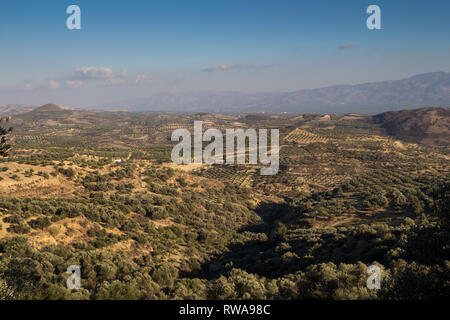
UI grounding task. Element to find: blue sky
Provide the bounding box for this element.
[1,0,449,107]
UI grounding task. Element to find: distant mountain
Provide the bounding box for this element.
[101,72,450,114]
[373,107,450,145]
[31,103,65,112]
[0,103,67,116]
[0,104,36,116]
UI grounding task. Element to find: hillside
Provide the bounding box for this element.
[373,107,450,145]
[0,108,448,300]
[31,103,65,113]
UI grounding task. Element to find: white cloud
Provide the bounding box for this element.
[203,63,254,72]
[14,67,154,92]
[67,66,145,87]
[70,66,114,80]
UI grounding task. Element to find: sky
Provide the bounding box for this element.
[0,0,450,107]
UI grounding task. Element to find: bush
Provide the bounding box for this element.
[28,217,52,230]
[7,223,31,234]
[58,167,76,178]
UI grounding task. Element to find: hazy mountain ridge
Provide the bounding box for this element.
[0,104,36,116]
[101,72,450,114]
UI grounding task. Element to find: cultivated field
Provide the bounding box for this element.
[0,105,448,300]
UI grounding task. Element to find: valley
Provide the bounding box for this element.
[0,104,448,300]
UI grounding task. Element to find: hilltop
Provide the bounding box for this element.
[31,103,65,112]
[373,107,450,145]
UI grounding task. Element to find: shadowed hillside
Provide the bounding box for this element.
[31,104,65,113]
[373,107,450,145]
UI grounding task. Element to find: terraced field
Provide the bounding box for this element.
[295,172,350,190]
[195,165,257,188]
[285,128,329,144]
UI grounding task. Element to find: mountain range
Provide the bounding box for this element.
[100,72,450,114]
[0,104,35,116]
[1,72,450,115]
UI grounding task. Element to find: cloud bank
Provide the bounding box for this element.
[44,67,151,89]
[203,63,254,72]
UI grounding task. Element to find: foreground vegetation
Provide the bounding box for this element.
[0,107,449,299]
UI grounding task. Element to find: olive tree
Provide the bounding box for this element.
[0,117,13,156]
